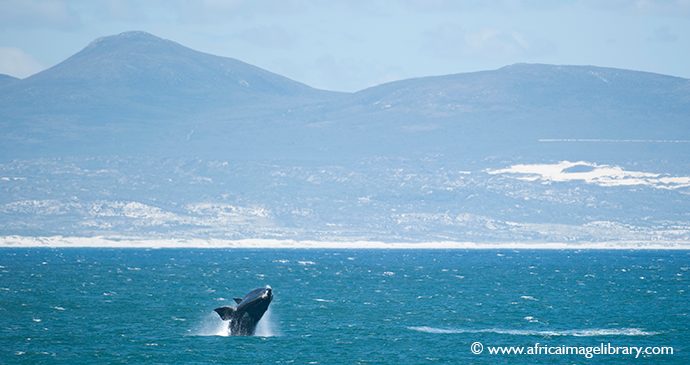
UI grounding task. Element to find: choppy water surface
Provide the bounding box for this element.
[1,249,688,364]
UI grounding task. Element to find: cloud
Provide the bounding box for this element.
[0,0,80,30]
[0,47,44,78]
[464,28,529,55]
[579,0,690,16]
[87,0,151,22]
[233,25,298,49]
[401,0,568,13]
[421,24,552,60]
[307,54,406,91]
[629,0,690,15]
[173,0,303,23]
[648,26,679,42]
[403,0,690,16]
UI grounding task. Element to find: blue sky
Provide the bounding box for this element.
[0,0,688,91]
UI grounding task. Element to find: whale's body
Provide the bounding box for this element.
[214,286,273,336]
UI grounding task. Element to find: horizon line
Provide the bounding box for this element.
[2,236,689,250]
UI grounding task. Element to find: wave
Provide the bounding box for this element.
[407,326,658,337]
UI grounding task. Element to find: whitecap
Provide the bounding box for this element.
[407,326,658,337]
[408,326,463,334]
[314,298,334,303]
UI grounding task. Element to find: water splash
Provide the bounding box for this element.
[254,307,280,337]
[190,312,229,337]
[407,326,658,337]
[190,309,280,337]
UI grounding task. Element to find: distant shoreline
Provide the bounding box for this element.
[1,236,689,250]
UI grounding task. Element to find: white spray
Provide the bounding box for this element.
[191,312,229,337]
[191,309,279,337]
[254,307,280,337]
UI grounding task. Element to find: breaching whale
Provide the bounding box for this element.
[214,286,273,336]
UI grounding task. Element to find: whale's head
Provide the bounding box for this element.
[236,286,273,318]
[261,285,272,299]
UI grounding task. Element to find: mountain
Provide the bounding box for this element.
[308,63,690,164]
[352,63,690,113]
[1,31,689,162]
[4,31,335,110]
[0,31,341,158]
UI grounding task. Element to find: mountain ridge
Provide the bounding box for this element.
[351,62,690,110]
[1,31,341,119]
[5,31,688,98]
[1,31,689,161]
[24,31,327,96]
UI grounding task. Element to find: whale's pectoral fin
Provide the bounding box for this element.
[233,298,243,304]
[214,306,235,320]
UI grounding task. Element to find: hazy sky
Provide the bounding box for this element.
[0,0,688,91]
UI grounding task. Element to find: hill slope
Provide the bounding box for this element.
[4,31,334,109]
[307,63,690,163]
[0,73,18,86]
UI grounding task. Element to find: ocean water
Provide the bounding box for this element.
[1,249,688,364]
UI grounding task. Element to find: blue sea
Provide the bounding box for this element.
[1,249,688,364]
